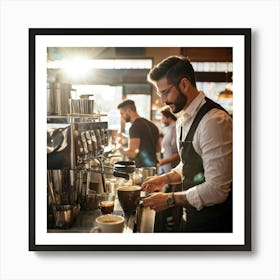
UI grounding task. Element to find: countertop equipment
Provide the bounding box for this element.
[47,94,133,229]
[47,94,153,232]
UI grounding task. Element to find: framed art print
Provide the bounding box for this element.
[29,28,251,251]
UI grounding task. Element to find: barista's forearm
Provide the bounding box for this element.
[173,192,191,207]
[120,147,138,158]
[158,154,180,166]
[164,171,182,184]
[164,172,191,207]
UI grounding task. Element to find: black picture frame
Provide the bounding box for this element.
[29,28,251,251]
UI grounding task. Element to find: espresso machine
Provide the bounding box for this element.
[47,84,128,229]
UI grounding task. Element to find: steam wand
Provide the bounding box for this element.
[95,156,106,193]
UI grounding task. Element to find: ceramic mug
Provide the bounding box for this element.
[90,214,124,233]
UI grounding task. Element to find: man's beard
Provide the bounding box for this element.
[125,114,131,122]
[166,88,187,114]
[163,120,169,127]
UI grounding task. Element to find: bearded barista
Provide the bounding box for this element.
[117,99,161,168]
[141,56,232,232]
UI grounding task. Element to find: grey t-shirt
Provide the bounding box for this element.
[160,122,179,173]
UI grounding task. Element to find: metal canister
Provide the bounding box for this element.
[135,200,156,233]
[140,167,157,180]
[47,82,72,115]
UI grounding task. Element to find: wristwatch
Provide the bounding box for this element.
[166,193,176,208]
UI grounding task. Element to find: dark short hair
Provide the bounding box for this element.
[159,106,177,121]
[147,55,196,88]
[117,99,136,111]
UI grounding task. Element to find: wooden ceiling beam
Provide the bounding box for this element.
[48,68,232,85]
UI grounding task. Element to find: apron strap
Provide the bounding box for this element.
[183,97,229,142]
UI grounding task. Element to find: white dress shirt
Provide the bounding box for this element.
[172,91,232,211]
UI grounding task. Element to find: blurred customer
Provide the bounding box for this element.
[117,99,161,168]
[158,106,180,177]
[154,106,182,232]
[142,55,232,233]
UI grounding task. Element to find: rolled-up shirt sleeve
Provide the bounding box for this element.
[182,109,232,211]
[172,161,183,177]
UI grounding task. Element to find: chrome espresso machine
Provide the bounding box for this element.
[47,83,127,229]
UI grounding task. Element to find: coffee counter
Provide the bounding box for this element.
[47,209,136,233]
[47,198,138,233]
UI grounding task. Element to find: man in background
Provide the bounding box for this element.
[158,105,180,177]
[155,106,181,232]
[117,99,161,168]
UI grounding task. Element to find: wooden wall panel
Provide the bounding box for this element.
[195,72,233,82]
[181,47,232,62]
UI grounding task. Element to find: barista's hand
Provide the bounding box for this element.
[141,175,167,193]
[118,146,124,154]
[142,192,169,212]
